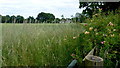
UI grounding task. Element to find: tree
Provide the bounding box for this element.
[36,12,55,23]
[5,15,10,23]
[16,15,24,23]
[1,16,6,23]
[75,13,86,23]
[10,15,16,23]
[54,18,60,23]
[27,16,35,23]
[79,1,120,17]
[61,15,64,19]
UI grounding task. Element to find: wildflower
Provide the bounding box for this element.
[113,29,116,31]
[110,34,114,37]
[95,14,98,16]
[96,33,99,35]
[101,41,106,44]
[84,24,87,26]
[71,53,75,57]
[89,27,93,31]
[103,34,107,37]
[84,31,90,34]
[108,22,114,26]
[94,29,97,31]
[73,37,77,39]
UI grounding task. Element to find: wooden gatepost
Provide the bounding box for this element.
[83,46,103,68]
[68,46,103,68]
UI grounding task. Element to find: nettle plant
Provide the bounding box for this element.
[72,11,120,67]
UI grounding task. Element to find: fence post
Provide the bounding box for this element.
[83,46,103,68]
[84,55,103,68]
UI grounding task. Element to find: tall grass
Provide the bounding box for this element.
[2,23,84,66]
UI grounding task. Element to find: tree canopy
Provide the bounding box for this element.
[36,12,55,23]
[79,1,120,17]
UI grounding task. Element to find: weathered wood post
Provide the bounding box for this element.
[83,46,103,68]
[84,55,103,68]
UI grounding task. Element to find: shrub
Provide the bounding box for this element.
[73,10,120,67]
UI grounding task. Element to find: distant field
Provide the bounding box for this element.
[2,23,84,66]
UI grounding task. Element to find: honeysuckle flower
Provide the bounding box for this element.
[84,31,90,34]
[89,27,93,31]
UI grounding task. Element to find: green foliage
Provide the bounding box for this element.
[27,16,35,23]
[74,11,120,67]
[2,15,24,23]
[36,12,55,23]
[79,2,120,18]
[10,15,16,23]
[74,13,86,23]
[16,15,24,23]
[54,18,60,23]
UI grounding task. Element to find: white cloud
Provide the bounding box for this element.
[0,0,83,18]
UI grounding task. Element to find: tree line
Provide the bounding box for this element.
[0,12,86,23]
[0,12,56,23]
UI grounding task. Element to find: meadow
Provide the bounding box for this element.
[2,23,84,66]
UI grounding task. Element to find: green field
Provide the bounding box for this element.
[2,23,84,66]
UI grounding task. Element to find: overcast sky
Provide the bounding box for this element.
[0,0,84,18]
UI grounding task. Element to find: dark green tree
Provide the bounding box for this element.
[36,12,55,23]
[10,15,16,23]
[79,1,120,17]
[27,16,35,23]
[1,16,6,23]
[5,15,10,23]
[16,15,24,23]
[54,18,60,23]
